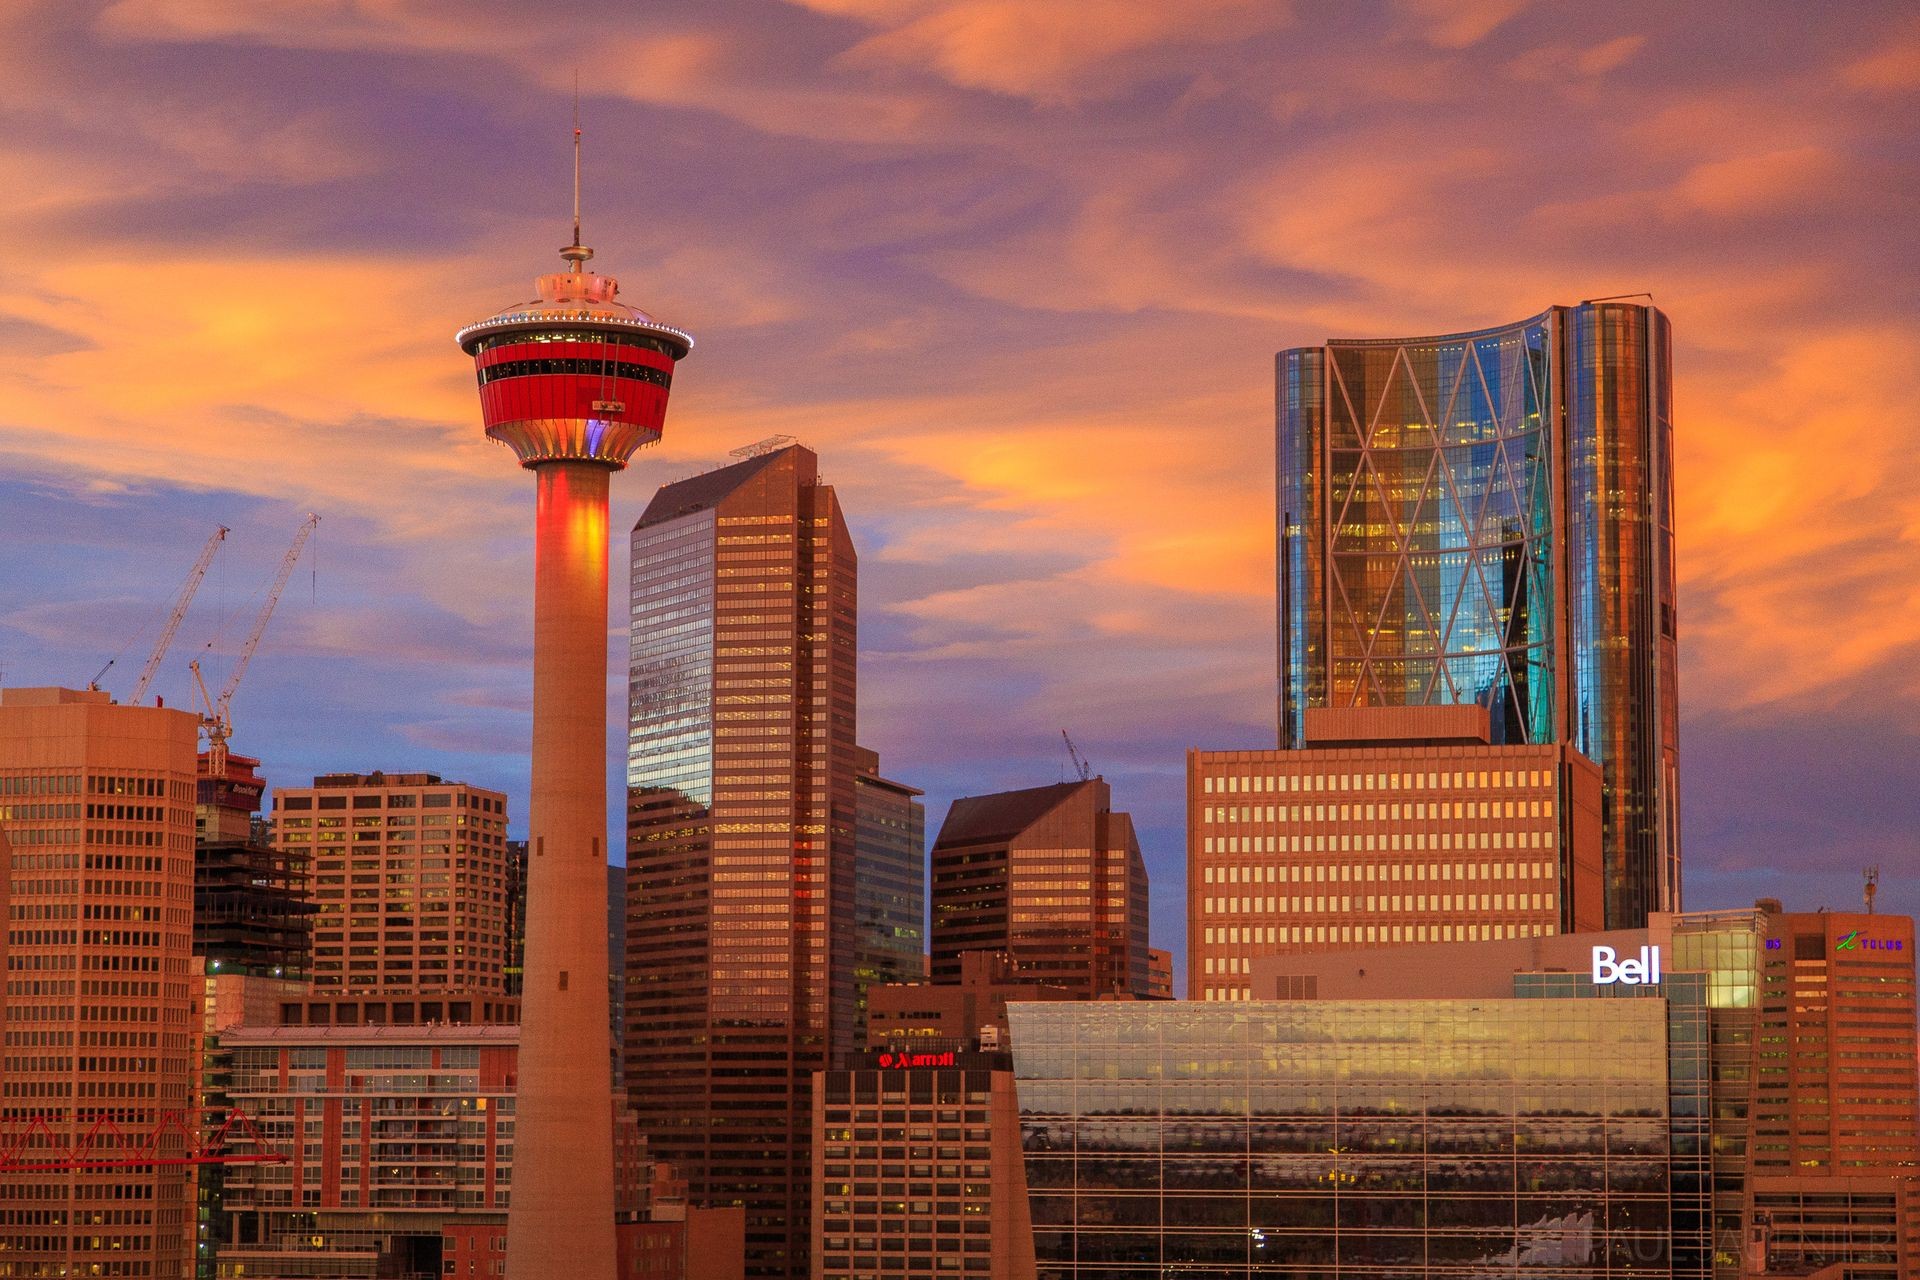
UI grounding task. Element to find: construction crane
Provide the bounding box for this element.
[89,524,228,702]
[1061,729,1091,782]
[192,514,318,774]
[132,524,228,704]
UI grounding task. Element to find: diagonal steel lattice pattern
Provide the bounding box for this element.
[1319,321,1556,744]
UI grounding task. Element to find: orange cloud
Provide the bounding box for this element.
[836,0,1292,102]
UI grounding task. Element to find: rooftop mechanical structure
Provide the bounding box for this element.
[457,131,691,1278]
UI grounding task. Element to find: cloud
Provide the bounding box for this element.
[1391,0,1532,49]
[1841,20,1920,91]
[836,0,1293,102]
[5,0,1920,963]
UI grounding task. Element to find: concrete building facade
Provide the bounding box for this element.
[812,1049,1035,1280]
[271,772,511,996]
[0,687,202,1278]
[1745,904,1917,1279]
[1188,705,1603,999]
[214,1024,663,1279]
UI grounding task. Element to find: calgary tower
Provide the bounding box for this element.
[456,127,692,1276]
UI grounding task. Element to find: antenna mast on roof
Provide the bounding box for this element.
[572,75,582,251]
[560,73,592,273]
[1864,866,1879,915]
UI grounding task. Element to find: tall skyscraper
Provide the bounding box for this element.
[271,772,512,995]
[0,687,201,1277]
[624,442,858,1279]
[457,175,693,1276]
[929,778,1151,1000]
[1277,301,1679,928]
[851,745,925,1041]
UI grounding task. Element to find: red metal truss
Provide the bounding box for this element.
[0,1108,288,1173]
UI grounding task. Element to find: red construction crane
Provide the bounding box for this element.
[0,1109,286,1173]
[192,512,318,775]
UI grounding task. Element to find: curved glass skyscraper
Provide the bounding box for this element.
[1277,302,1679,927]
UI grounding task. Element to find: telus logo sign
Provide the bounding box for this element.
[1592,945,1662,986]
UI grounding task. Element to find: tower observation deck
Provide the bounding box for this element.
[458,139,692,1277]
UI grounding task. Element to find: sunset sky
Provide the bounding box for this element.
[4,1,1917,976]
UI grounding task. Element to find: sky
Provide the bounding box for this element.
[2,1,1918,987]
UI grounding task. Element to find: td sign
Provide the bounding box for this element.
[1592,944,1662,986]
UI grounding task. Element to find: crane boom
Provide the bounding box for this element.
[1061,729,1091,782]
[194,513,317,774]
[130,525,227,705]
[215,513,317,720]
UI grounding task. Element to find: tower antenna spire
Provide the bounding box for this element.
[572,73,582,250]
[561,72,592,272]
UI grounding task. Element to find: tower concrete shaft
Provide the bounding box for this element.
[506,460,617,1280]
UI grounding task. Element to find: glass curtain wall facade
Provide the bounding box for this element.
[624,444,859,1280]
[1009,999,1696,1278]
[1277,302,1679,928]
[851,747,926,1044]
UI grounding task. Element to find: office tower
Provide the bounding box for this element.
[1745,904,1917,1278]
[0,687,201,1277]
[625,442,858,1279]
[1187,704,1604,999]
[852,745,926,1041]
[457,167,693,1277]
[1277,301,1679,928]
[930,779,1151,999]
[271,772,511,995]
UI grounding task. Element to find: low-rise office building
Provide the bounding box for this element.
[1188,704,1604,999]
[1010,996,1703,1277]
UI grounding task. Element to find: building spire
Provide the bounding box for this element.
[561,73,593,272]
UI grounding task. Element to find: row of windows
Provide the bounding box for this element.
[1206,800,1555,823]
[1203,858,1553,886]
[1204,770,1551,794]
[471,328,678,357]
[476,357,672,388]
[1206,829,1556,853]
[280,791,501,813]
[1201,891,1556,924]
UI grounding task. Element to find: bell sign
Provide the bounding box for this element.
[1592,944,1662,986]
